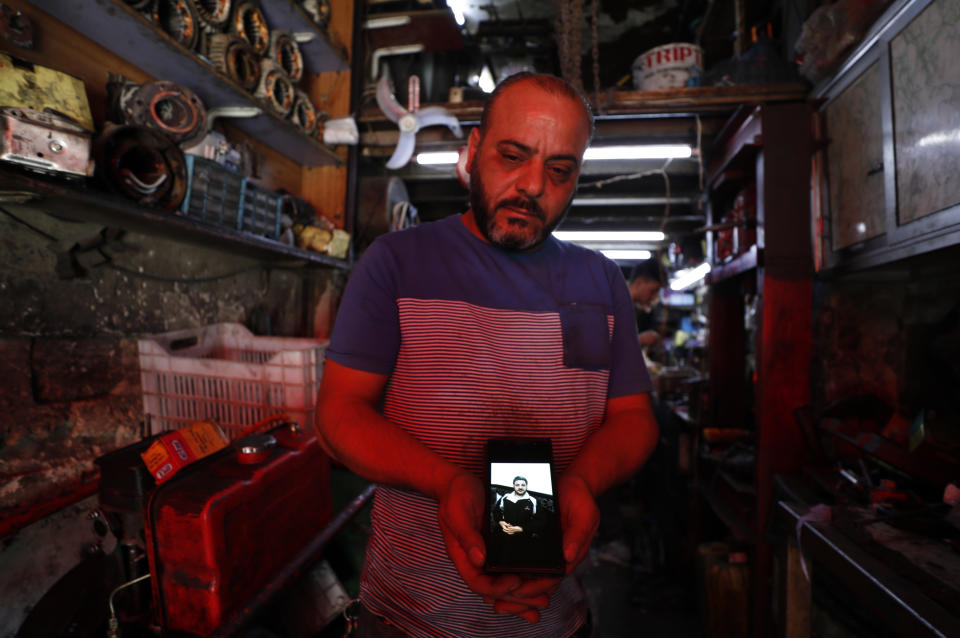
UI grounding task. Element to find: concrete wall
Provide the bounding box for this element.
[0,201,344,636]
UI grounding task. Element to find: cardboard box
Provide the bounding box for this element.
[141,421,229,484]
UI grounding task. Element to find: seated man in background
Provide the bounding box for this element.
[628,259,666,348]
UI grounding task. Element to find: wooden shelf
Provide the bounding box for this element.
[706,108,763,186]
[258,2,350,72]
[39,0,344,166]
[710,244,759,283]
[358,83,812,124]
[0,166,350,268]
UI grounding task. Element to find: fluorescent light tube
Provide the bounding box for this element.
[553,230,665,242]
[412,145,693,165]
[583,145,692,160]
[415,151,461,165]
[600,250,652,260]
[669,263,711,290]
[447,0,466,25]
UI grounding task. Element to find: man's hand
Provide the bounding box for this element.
[498,521,523,534]
[637,329,661,347]
[437,472,523,599]
[556,473,600,573]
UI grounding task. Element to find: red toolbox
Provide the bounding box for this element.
[145,423,331,635]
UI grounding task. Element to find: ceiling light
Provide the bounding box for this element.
[600,250,652,260]
[478,65,495,93]
[416,151,461,165]
[583,144,692,161]
[408,145,693,166]
[669,262,711,290]
[364,16,412,29]
[553,230,665,242]
[446,0,466,26]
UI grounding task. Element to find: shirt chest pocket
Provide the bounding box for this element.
[559,303,611,371]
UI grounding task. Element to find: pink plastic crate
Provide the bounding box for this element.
[138,323,327,440]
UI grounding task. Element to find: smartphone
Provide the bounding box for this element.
[482,438,565,575]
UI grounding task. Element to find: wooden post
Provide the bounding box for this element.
[783,534,812,638]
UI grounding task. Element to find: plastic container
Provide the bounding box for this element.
[240,180,283,239]
[138,323,328,439]
[632,43,703,90]
[180,155,244,230]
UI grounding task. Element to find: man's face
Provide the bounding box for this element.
[513,479,527,496]
[632,278,661,307]
[466,82,591,251]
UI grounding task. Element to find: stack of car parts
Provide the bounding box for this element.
[124,0,327,139]
[94,123,189,210]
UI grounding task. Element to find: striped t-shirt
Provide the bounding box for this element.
[327,214,651,638]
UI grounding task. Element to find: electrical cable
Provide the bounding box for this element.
[579,158,673,231]
[0,205,59,241]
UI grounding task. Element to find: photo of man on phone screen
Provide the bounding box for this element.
[496,476,540,536]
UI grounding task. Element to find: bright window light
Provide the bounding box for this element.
[416,151,461,165]
[600,250,653,260]
[446,0,466,25]
[669,262,711,290]
[583,144,692,161]
[553,230,665,242]
[478,65,495,93]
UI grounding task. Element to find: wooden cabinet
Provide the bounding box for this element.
[701,102,814,638]
[815,0,960,271]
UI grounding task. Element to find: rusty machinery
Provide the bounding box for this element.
[120,0,324,145]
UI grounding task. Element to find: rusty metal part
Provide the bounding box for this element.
[193,0,231,32]
[0,106,94,177]
[108,78,208,147]
[268,29,304,82]
[230,0,269,56]
[123,0,153,10]
[94,123,188,211]
[289,90,317,134]
[206,33,260,93]
[153,0,200,51]
[255,58,294,117]
[299,0,330,31]
[0,3,34,48]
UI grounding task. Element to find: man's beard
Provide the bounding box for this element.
[469,169,571,251]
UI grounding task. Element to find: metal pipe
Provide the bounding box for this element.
[107,572,152,638]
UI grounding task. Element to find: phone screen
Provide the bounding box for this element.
[483,438,564,575]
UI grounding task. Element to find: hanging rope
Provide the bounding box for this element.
[591,0,601,112]
[554,0,584,92]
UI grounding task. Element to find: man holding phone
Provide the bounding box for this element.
[315,72,658,638]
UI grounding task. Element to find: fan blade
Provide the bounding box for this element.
[415,106,463,137]
[375,75,408,123]
[386,131,417,169]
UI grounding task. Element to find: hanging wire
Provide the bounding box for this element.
[579,159,673,233]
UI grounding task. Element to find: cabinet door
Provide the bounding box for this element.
[890,0,960,227]
[825,61,886,250]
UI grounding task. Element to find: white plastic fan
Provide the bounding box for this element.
[376,74,463,169]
